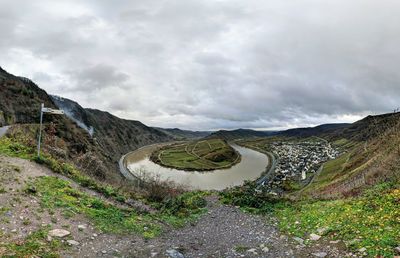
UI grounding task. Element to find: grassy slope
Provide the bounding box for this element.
[221,180,400,257]
[0,134,208,256]
[151,138,240,171]
[222,124,400,257]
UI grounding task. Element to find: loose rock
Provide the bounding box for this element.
[262,247,269,253]
[166,249,185,258]
[247,248,257,255]
[67,240,80,246]
[293,237,304,244]
[48,229,70,238]
[312,252,328,257]
[310,233,321,241]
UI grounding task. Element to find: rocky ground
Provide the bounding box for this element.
[0,155,354,258]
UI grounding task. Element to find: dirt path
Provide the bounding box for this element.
[144,195,348,258]
[0,155,350,258]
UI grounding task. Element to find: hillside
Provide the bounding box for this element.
[155,127,212,140]
[0,67,173,183]
[51,96,174,163]
[277,123,351,138]
[208,128,276,140]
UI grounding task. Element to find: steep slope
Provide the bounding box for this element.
[0,67,54,125]
[84,108,174,162]
[50,95,174,162]
[294,112,400,199]
[0,67,173,183]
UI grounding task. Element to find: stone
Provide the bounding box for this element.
[293,237,304,244]
[67,240,80,246]
[358,247,366,252]
[48,229,70,238]
[262,247,269,253]
[317,227,329,235]
[78,224,87,230]
[101,250,107,254]
[166,249,185,258]
[312,252,328,257]
[395,246,400,254]
[247,248,258,255]
[329,240,340,244]
[310,233,321,241]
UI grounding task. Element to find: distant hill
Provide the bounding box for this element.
[277,123,351,138]
[208,128,277,140]
[155,127,212,140]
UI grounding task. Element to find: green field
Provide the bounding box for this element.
[150,138,240,171]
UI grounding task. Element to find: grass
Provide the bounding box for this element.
[0,133,209,239]
[221,181,400,257]
[29,176,162,238]
[150,138,240,171]
[0,137,34,159]
[1,227,62,257]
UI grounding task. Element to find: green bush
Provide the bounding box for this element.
[220,181,281,213]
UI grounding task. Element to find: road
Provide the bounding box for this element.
[256,150,277,187]
[0,126,9,138]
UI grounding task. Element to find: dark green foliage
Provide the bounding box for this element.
[220,182,282,213]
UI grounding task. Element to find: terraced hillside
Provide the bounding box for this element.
[150,138,240,171]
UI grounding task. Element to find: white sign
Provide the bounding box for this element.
[42,107,64,115]
[37,103,65,157]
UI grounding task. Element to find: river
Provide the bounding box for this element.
[124,143,269,190]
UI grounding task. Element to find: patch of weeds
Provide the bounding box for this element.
[0,137,34,159]
[23,218,31,225]
[50,217,57,224]
[2,227,62,257]
[154,191,208,227]
[275,182,400,257]
[34,155,127,203]
[0,187,7,193]
[234,245,250,253]
[31,176,161,238]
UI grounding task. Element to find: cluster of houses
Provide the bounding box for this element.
[264,140,340,190]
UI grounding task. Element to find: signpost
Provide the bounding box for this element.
[37,103,64,157]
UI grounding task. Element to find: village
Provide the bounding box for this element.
[264,139,340,190]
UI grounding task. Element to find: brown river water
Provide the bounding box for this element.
[124,143,269,190]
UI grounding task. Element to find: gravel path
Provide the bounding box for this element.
[144,195,348,258]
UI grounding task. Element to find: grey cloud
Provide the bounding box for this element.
[0,0,400,130]
[66,64,130,92]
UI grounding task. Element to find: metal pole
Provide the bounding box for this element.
[37,103,44,158]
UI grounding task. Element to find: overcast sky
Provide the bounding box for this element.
[1,0,400,130]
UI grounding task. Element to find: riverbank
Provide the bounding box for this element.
[121,143,269,190]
